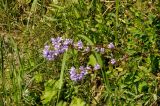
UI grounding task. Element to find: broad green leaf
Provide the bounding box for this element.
[41,90,57,104]
[70,97,85,106]
[41,79,60,104]
[57,101,67,106]
[88,54,97,66]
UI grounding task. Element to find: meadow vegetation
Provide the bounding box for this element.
[0,0,160,105]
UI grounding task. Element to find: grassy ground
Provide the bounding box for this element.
[0,0,160,105]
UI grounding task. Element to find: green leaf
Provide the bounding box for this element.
[116,67,123,72]
[70,97,86,106]
[52,0,58,4]
[138,66,149,73]
[153,94,157,101]
[77,34,94,45]
[74,9,81,19]
[88,54,97,66]
[94,52,103,67]
[34,73,42,83]
[138,81,147,93]
[134,76,141,82]
[41,90,57,104]
[133,94,144,100]
[31,0,38,12]
[41,79,60,104]
[95,15,102,23]
[57,101,67,106]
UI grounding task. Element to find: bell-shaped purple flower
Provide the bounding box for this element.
[85,46,90,52]
[110,59,116,65]
[100,48,105,54]
[77,40,83,49]
[108,42,115,49]
[94,63,101,70]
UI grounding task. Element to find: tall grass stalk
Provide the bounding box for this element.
[9,36,24,104]
[0,36,5,105]
[115,0,119,43]
[57,52,68,104]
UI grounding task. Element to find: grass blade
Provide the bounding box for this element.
[57,51,68,103]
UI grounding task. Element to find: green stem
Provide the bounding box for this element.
[57,52,68,104]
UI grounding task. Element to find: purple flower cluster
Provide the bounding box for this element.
[43,38,116,59]
[43,36,120,83]
[69,63,101,81]
[69,66,88,81]
[43,37,73,60]
[43,39,116,61]
[43,45,54,60]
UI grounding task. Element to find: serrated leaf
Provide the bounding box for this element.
[41,79,60,104]
[41,90,57,104]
